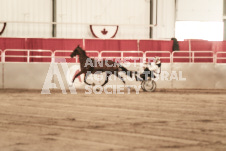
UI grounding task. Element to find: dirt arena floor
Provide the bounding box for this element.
[0,89,226,151]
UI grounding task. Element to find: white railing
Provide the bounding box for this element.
[172,51,193,63]
[172,51,214,63]
[54,50,77,63]
[145,51,171,63]
[1,49,226,64]
[216,52,226,63]
[193,51,214,63]
[4,49,53,63]
[54,50,99,63]
[100,51,144,63]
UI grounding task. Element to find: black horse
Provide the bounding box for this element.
[70,45,132,86]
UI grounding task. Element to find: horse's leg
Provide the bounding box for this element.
[101,72,111,87]
[72,71,83,83]
[84,72,92,85]
[115,72,126,84]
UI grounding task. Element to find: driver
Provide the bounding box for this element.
[139,57,161,81]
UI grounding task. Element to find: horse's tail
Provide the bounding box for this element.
[118,65,133,78]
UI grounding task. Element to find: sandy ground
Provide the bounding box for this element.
[0,89,226,151]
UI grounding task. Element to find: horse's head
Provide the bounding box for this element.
[70,45,83,58]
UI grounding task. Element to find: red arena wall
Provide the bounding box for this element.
[1,38,226,63]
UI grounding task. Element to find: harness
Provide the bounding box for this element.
[156,62,161,74]
[148,62,161,74]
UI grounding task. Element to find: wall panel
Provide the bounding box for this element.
[85,39,138,51]
[172,63,216,89]
[4,63,51,89]
[0,63,3,89]
[56,0,150,39]
[154,0,176,39]
[0,0,52,37]
[215,64,226,89]
[0,0,176,39]
[2,62,226,90]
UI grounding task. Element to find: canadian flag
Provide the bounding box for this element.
[90,25,119,39]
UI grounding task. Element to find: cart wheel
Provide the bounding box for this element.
[141,80,156,92]
[141,81,145,91]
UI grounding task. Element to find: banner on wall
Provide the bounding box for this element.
[0,22,7,36]
[90,25,119,39]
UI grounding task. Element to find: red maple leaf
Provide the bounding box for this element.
[101,28,108,35]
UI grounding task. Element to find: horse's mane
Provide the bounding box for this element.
[77,46,88,57]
